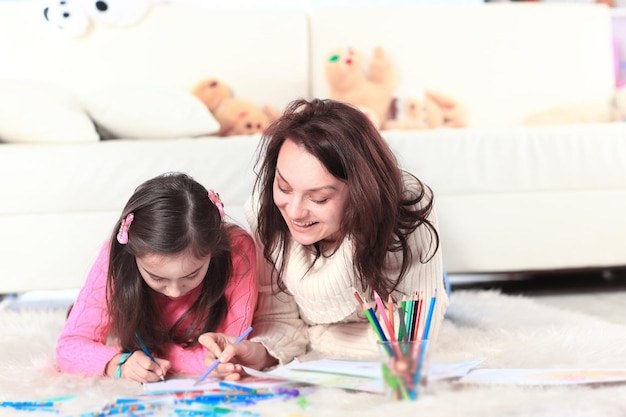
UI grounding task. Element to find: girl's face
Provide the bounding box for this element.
[273,138,349,246]
[136,252,210,299]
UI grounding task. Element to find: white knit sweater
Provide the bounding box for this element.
[245,172,449,365]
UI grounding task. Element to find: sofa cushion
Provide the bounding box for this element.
[82,83,220,139]
[0,79,99,144]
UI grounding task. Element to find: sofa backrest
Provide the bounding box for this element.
[309,3,616,127]
[0,2,309,111]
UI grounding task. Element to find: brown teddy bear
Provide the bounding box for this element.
[192,77,278,137]
[384,89,467,130]
[192,78,233,113]
[325,46,397,127]
[213,98,273,137]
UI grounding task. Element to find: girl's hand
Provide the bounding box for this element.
[198,332,277,381]
[106,352,171,382]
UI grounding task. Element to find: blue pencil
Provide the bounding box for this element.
[194,326,253,386]
[135,332,165,381]
[413,289,437,395]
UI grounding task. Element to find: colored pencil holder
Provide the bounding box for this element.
[377,340,429,401]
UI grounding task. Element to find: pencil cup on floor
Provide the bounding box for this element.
[377,340,429,401]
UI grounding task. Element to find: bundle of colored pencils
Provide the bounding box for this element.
[352,287,437,400]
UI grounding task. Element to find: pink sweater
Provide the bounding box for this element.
[56,227,257,377]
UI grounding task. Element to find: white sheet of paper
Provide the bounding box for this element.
[243,357,485,393]
[458,368,626,386]
[143,378,219,393]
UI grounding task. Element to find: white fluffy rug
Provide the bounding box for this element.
[2,289,626,417]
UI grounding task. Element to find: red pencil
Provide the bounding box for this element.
[351,286,366,307]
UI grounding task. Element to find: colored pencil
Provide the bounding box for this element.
[135,332,165,381]
[194,326,253,386]
[421,289,437,342]
[412,291,424,341]
[351,286,366,306]
[414,289,438,391]
[374,291,396,341]
[406,295,416,339]
[387,294,395,338]
[396,301,408,342]
[363,301,388,343]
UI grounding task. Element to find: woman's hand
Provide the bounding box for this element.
[198,332,278,381]
[106,352,171,382]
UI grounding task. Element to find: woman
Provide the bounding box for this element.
[200,98,448,379]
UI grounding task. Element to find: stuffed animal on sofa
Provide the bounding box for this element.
[192,77,278,137]
[192,78,234,113]
[42,0,91,38]
[82,0,153,27]
[213,99,273,137]
[384,89,467,130]
[524,86,626,126]
[40,0,154,38]
[324,46,397,127]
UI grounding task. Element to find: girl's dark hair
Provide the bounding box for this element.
[253,98,439,299]
[107,172,237,355]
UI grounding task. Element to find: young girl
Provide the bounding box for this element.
[199,98,449,378]
[56,172,257,382]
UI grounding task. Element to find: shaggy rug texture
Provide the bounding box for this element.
[1,289,626,417]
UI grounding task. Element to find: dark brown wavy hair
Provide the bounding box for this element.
[106,172,241,355]
[253,98,439,299]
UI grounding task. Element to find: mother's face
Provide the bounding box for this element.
[272,139,349,246]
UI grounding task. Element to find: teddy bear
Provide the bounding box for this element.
[324,46,397,127]
[192,77,278,137]
[192,78,233,113]
[213,98,273,137]
[384,88,467,130]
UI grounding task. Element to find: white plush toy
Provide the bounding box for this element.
[524,86,626,126]
[40,0,158,38]
[41,0,90,38]
[82,0,153,27]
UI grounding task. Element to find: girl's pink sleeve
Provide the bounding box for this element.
[219,227,258,337]
[164,228,258,376]
[56,240,120,376]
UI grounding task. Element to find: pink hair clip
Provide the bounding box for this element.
[208,190,226,219]
[116,213,134,244]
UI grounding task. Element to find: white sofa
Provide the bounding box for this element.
[1,1,625,294]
